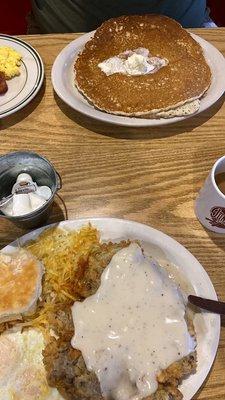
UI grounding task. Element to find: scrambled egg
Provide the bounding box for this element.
[0,47,22,79]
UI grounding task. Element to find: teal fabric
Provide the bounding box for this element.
[32,0,207,33]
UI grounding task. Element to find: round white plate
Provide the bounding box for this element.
[0,35,44,118]
[1,217,220,400]
[52,32,225,127]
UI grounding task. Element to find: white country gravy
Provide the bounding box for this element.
[71,243,195,400]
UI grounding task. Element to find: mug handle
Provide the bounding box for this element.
[56,171,62,191]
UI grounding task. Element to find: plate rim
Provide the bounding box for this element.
[51,31,225,128]
[0,34,44,118]
[1,216,221,400]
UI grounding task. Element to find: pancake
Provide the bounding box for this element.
[75,15,211,118]
[155,99,200,118]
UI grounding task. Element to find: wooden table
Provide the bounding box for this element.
[0,29,225,399]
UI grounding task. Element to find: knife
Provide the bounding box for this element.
[188,295,225,315]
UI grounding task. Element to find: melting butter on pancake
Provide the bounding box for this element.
[0,249,44,324]
[98,48,168,76]
[75,14,211,118]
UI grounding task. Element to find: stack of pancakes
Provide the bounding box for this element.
[75,15,211,118]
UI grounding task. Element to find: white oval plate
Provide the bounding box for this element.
[0,35,44,118]
[52,32,225,127]
[1,217,220,400]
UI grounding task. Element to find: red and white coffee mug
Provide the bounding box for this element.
[195,156,225,233]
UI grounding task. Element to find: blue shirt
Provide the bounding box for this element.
[32,0,207,33]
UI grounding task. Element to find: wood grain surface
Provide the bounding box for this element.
[0,29,225,399]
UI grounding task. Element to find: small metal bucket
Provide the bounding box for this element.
[0,151,62,229]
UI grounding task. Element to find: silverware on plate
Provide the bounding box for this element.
[188,295,225,315]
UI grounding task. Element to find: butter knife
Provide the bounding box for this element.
[188,295,225,315]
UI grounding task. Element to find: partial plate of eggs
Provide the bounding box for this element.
[0,46,22,94]
[0,34,44,118]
